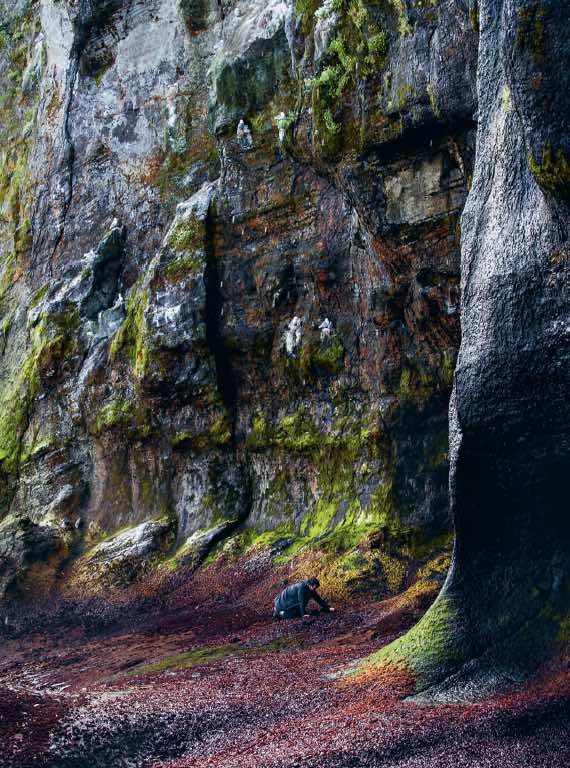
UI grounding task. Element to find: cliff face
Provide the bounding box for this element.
[0,0,479,596]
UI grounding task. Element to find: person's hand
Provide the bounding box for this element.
[303,614,310,618]
[328,607,335,612]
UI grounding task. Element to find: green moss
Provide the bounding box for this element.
[127,644,241,676]
[19,434,58,465]
[168,216,205,253]
[247,102,296,141]
[389,0,413,36]
[91,398,152,438]
[29,284,48,310]
[312,86,343,160]
[367,478,399,532]
[247,409,385,458]
[209,415,232,446]
[163,253,202,280]
[0,311,13,344]
[108,279,150,378]
[358,575,570,692]
[245,412,271,451]
[426,82,441,119]
[399,368,414,399]
[0,251,16,306]
[308,477,400,552]
[32,309,80,368]
[368,30,388,54]
[171,414,232,451]
[126,637,294,678]
[528,144,570,196]
[250,110,270,135]
[360,593,463,687]
[243,405,412,556]
[150,138,218,204]
[440,350,455,388]
[378,550,407,592]
[309,0,390,158]
[219,523,297,562]
[0,9,39,284]
[83,517,172,564]
[295,0,322,35]
[409,531,453,561]
[469,0,480,33]
[399,359,451,403]
[282,334,345,385]
[93,399,134,435]
[275,411,321,453]
[162,214,206,280]
[322,106,342,138]
[0,307,79,474]
[389,80,413,112]
[14,216,32,258]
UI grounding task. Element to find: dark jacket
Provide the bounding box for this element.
[273,580,329,618]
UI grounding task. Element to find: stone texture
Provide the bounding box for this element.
[0,514,62,595]
[371,0,570,702]
[0,0,477,600]
[86,518,172,565]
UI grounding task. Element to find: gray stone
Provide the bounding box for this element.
[0,514,60,596]
[87,519,172,565]
[313,0,338,68]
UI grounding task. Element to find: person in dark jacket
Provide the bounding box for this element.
[273,577,333,619]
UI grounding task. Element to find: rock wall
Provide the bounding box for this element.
[0,0,479,594]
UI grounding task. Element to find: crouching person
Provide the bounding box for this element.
[273,577,334,619]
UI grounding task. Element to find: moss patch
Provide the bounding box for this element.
[280,333,345,386]
[0,7,40,306]
[168,215,205,253]
[358,592,464,689]
[308,0,389,158]
[163,253,203,280]
[398,352,454,403]
[528,144,570,197]
[126,637,294,678]
[108,279,150,378]
[171,414,232,452]
[246,408,402,548]
[0,307,79,474]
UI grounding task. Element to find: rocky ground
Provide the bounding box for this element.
[1,550,569,768]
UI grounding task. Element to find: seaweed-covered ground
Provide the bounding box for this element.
[1,551,569,768]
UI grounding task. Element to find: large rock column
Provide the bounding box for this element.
[372,0,570,701]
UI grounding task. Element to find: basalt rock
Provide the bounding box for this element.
[369,0,570,701]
